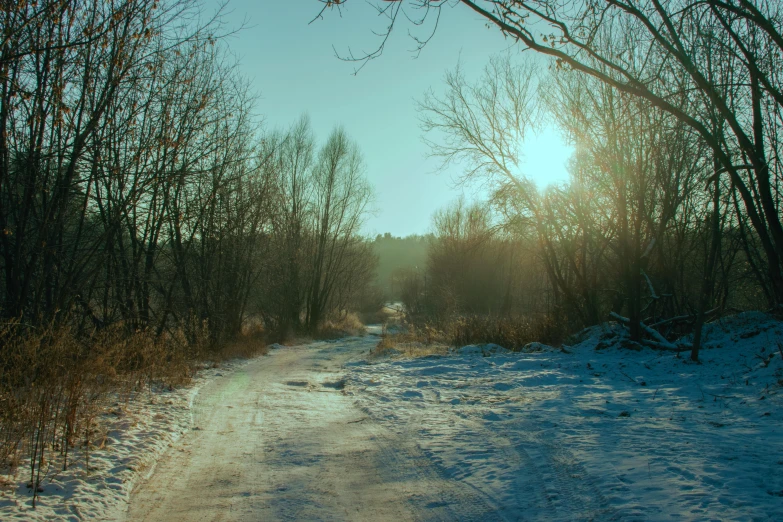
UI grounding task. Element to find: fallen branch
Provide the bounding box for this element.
[649,308,719,328]
[610,312,688,351]
[610,312,630,324]
[644,325,673,347]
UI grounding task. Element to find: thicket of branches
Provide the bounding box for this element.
[0,0,375,497]
[329,0,783,361]
[256,117,377,336]
[1,0,374,342]
[371,233,429,301]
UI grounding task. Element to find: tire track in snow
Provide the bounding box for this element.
[356,396,542,521]
[411,411,523,520]
[348,357,637,522]
[126,337,519,521]
[515,430,620,521]
[362,413,506,522]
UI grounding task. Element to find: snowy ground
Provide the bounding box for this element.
[123,338,510,521]
[0,359,251,521]
[2,312,782,520]
[347,312,783,520]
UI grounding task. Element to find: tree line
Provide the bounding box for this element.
[1,1,378,493]
[0,0,375,345]
[353,1,783,360]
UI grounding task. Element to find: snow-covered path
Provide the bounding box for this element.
[4,313,780,520]
[344,315,783,521]
[123,313,783,521]
[124,336,505,521]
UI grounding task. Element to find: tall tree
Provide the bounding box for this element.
[305,127,373,330]
[320,0,783,308]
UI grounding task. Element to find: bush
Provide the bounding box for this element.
[370,323,449,358]
[317,312,366,339]
[445,314,567,351]
[0,319,242,506]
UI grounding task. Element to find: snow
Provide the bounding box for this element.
[2,312,782,520]
[345,312,783,520]
[0,359,251,521]
[456,343,510,356]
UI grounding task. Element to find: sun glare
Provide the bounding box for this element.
[521,126,574,189]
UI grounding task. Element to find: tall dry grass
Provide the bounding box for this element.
[372,313,566,358]
[445,314,567,350]
[0,321,212,507]
[370,323,449,358]
[316,312,366,339]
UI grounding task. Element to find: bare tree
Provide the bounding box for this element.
[0,0,223,324]
[320,0,783,311]
[262,116,317,333]
[305,127,373,330]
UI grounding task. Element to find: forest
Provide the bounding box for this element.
[1,0,783,515]
[0,0,379,497]
[361,0,783,364]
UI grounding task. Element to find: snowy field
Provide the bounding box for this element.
[1,312,782,520]
[0,359,251,521]
[347,312,783,520]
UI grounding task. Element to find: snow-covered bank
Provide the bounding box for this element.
[3,312,782,520]
[345,312,783,520]
[0,358,252,521]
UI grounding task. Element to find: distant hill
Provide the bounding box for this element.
[371,233,431,300]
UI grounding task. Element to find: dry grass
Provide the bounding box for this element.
[317,312,366,339]
[0,318,270,506]
[445,314,566,351]
[370,323,449,359]
[370,313,566,359]
[211,324,270,361]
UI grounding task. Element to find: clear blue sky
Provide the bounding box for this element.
[210,1,573,237]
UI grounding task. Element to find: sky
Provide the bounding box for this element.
[208,0,574,237]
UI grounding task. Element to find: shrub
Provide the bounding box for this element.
[369,322,449,358]
[0,320,232,506]
[317,312,366,339]
[445,314,567,351]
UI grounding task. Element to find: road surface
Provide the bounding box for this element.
[123,335,506,521]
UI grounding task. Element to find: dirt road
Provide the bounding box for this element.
[123,335,504,521]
